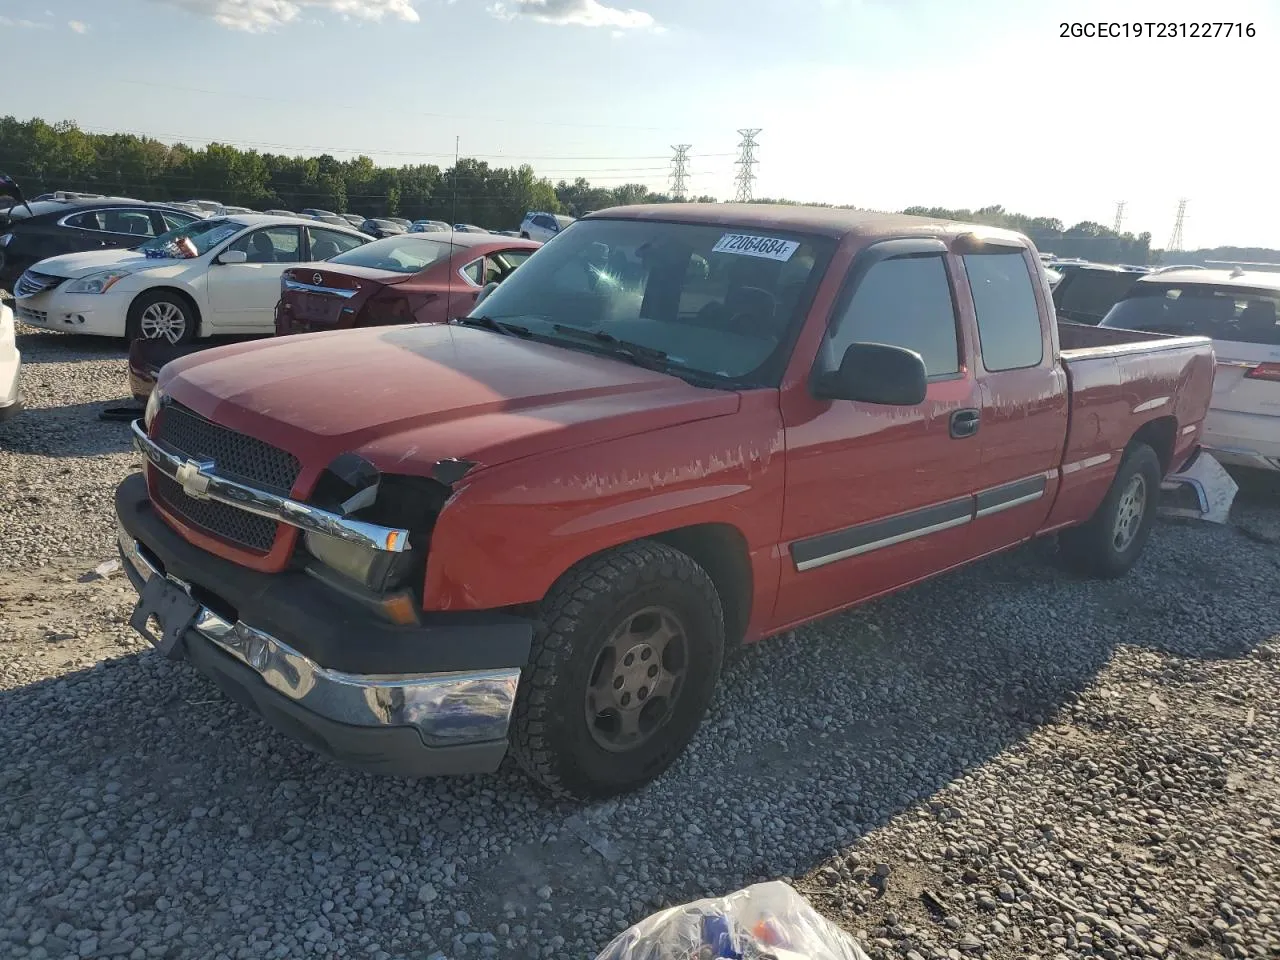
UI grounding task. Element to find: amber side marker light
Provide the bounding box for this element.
[380,592,420,626]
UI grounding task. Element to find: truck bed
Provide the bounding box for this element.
[1040,321,1216,532]
[1058,319,1204,356]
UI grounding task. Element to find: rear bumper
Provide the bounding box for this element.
[114,471,534,776]
[1203,408,1280,471]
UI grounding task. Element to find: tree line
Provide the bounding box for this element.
[5,116,1264,265]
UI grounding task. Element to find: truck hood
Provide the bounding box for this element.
[160,324,740,485]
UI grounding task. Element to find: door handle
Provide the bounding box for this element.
[950,408,980,439]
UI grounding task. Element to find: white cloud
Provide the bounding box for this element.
[68,19,88,32]
[0,16,51,28]
[148,0,420,33]
[490,0,655,30]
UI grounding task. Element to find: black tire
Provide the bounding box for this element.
[1058,442,1162,579]
[126,290,197,344]
[510,540,725,800]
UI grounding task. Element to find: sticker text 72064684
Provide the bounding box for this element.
[712,233,799,262]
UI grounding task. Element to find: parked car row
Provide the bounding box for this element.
[12,213,543,346]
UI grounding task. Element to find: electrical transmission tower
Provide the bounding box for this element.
[1112,201,1126,233]
[669,144,691,201]
[1168,199,1187,252]
[733,129,762,203]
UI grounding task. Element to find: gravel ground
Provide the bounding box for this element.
[1,324,1278,960]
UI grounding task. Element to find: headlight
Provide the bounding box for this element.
[144,385,164,430]
[303,531,416,594]
[65,269,133,294]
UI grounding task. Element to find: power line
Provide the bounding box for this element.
[733,129,761,203]
[669,145,691,201]
[1112,200,1126,233]
[1168,199,1187,252]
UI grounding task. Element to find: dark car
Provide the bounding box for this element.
[358,218,408,239]
[0,197,201,288]
[1051,262,1150,325]
[275,233,539,335]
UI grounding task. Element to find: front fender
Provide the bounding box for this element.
[421,395,786,612]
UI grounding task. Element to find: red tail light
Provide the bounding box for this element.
[1245,362,1280,382]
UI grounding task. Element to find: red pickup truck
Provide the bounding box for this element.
[114,204,1215,800]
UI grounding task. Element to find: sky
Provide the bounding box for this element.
[2,0,1279,249]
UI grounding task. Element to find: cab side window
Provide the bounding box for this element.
[962,251,1044,371]
[821,254,960,378]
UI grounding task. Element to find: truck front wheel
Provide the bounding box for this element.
[510,540,725,800]
[1058,442,1162,579]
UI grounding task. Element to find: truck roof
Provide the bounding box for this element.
[587,203,1030,245]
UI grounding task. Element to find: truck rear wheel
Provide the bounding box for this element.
[510,540,725,800]
[1058,442,1162,579]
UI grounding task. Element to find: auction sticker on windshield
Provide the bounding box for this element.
[712,233,799,261]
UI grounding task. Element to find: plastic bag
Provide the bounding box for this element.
[592,881,871,960]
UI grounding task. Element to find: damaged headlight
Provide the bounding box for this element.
[303,530,417,594]
[301,455,454,614]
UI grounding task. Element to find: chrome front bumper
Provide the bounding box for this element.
[118,525,520,750]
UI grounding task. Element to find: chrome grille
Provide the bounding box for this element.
[153,473,277,553]
[151,402,301,554]
[15,270,65,298]
[156,403,300,495]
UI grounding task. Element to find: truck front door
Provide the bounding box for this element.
[775,239,984,627]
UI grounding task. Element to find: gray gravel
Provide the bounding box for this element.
[2,324,1279,960]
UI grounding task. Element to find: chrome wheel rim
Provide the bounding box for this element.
[1112,473,1147,552]
[139,301,186,343]
[584,606,689,753]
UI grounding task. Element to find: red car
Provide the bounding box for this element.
[274,232,540,335]
[116,204,1214,800]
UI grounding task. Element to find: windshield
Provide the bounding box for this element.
[136,217,244,257]
[468,217,832,387]
[327,235,452,273]
[1101,282,1280,345]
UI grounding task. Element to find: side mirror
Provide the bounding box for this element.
[813,342,928,405]
[474,280,500,307]
[217,249,248,265]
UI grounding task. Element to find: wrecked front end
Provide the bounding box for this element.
[114,398,533,777]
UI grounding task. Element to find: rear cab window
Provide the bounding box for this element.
[1102,282,1280,347]
[962,249,1045,370]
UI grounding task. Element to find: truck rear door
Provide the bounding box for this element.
[957,241,1069,553]
[775,238,984,626]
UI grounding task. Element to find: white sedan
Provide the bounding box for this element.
[12,215,369,343]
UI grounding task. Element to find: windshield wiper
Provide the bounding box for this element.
[453,315,532,338]
[549,323,668,365]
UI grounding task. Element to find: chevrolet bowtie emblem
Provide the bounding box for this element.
[175,459,214,500]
